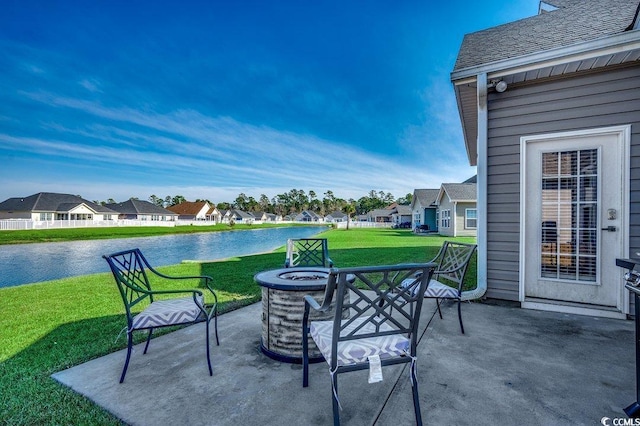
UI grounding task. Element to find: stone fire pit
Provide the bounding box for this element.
[254,268,349,363]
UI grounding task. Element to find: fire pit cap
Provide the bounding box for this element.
[254,267,331,291]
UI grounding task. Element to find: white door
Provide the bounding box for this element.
[522,127,628,311]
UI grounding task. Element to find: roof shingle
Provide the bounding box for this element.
[454,0,639,71]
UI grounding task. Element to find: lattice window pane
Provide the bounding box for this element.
[540,149,598,282]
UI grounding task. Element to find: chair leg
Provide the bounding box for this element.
[457,299,465,334]
[435,298,443,319]
[332,373,340,426]
[213,306,220,346]
[302,326,309,387]
[120,331,133,383]
[206,318,213,376]
[143,329,153,354]
[410,361,423,426]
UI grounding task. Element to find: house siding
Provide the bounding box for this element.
[0,211,31,219]
[456,202,477,237]
[485,64,640,301]
[438,198,455,237]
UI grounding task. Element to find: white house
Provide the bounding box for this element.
[391,205,412,227]
[105,199,178,221]
[325,210,348,223]
[167,201,219,222]
[0,192,117,221]
[295,210,323,222]
[223,209,255,224]
[410,189,439,231]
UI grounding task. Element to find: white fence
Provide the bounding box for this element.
[0,219,307,231]
[0,218,392,231]
[0,219,179,231]
[334,221,392,229]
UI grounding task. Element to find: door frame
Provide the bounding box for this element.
[519,125,630,318]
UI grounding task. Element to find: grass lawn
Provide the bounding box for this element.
[0,222,326,245]
[0,228,475,425]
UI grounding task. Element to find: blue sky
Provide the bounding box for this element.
[0,0,537,204]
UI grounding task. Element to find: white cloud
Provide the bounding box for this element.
[1,89,476,203]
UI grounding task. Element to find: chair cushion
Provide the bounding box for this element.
[131,295,203,330]
[400,278,459,299]
[423,280,459,299]
[310,318,410,366]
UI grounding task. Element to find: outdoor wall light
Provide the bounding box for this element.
[487,79,508,92]
[495,80,508,92]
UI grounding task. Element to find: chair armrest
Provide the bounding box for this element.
[304,295,323,312]
[147,288,204,297]
[326,257,334,268]
[146,266,216,295]
[146,264,213,283]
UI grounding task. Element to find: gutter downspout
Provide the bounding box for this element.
[453,201,458,237]
[462,72,488,302]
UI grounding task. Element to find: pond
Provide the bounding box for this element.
[0,226,324,288]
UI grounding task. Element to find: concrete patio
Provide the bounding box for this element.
[53,298,636,425]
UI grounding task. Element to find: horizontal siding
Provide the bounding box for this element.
[486,64,640,300]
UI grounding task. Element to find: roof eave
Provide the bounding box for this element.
[451,30,640,81]
[451,30,640,168]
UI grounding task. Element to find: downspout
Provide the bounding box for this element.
[462,73,488,301]
[453,201,458,237]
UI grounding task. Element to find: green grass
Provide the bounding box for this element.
[0,228,475,425]
[0,222,327,245]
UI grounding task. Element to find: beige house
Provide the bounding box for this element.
[435,183,477,237]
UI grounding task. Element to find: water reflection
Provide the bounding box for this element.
[0,227,323,288]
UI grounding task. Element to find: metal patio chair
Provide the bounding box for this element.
[403,241,476,334]
[103,248,219,383]
[302,263,436,425]
[285,238,333,268]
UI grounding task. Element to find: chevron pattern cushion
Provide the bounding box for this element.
[401,278,459,299]
[131,295,203,329]
[423,280,459,299]
[310,318,410,366]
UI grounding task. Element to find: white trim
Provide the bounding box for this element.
[451,31,640,81]
[470,73,488,301]
[465,208,478,230]
[452,201,457,237]
[521,301,627,320]
[538,2,558,13]
[519,125,631,314]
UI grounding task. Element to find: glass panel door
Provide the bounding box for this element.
[540,149,598,283]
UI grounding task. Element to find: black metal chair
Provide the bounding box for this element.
[404,241,476,334]
[302,263,436,425]
[285,238,333,268]
[103,248,219,383]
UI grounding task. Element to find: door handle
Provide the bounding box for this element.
[601,226,617,232]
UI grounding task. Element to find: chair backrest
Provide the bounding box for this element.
[103,248,154,321]
[432,241,477,292]
[321,263,436,369]
[285,238,332,268]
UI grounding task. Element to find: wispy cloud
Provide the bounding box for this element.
[2,92,463,201]
[0,1,497,204]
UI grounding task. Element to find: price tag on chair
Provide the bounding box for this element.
[368,355,383,383]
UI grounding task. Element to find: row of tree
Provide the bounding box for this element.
[95,190,413,216]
